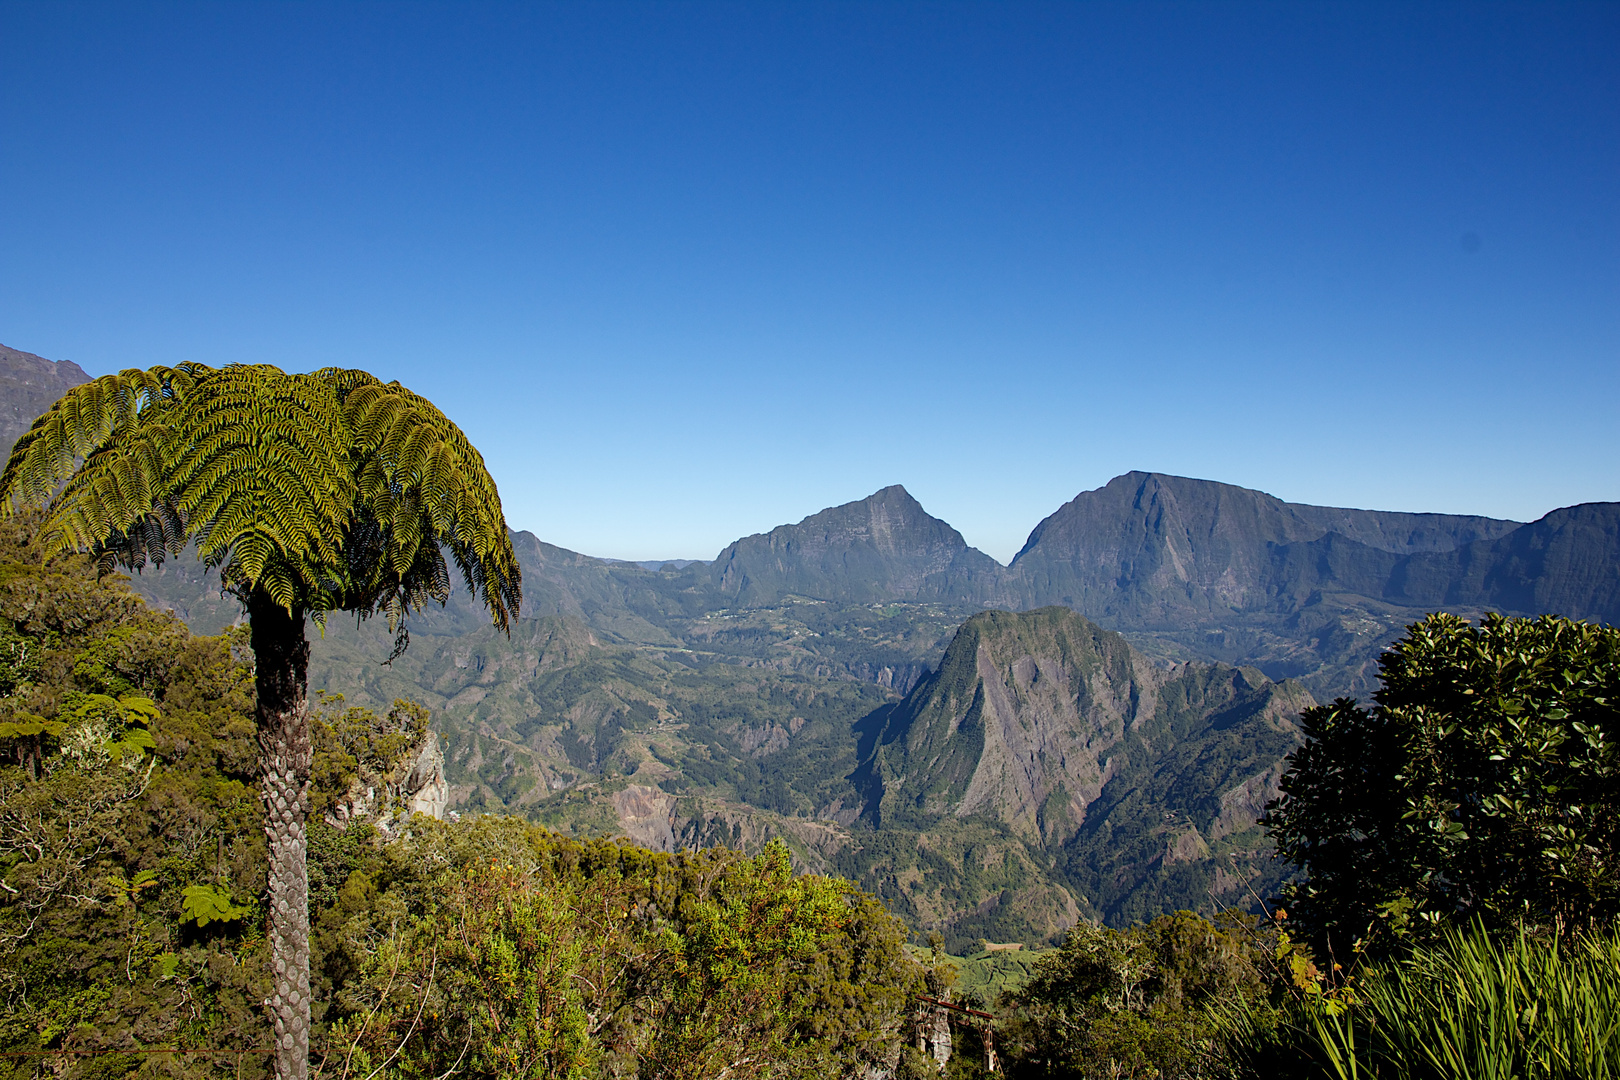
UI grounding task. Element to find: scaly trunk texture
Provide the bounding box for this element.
[251,592,312,1080]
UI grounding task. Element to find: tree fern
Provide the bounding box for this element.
[0,362,521,1080]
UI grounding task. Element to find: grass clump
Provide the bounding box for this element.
[1225,922,1620,1080]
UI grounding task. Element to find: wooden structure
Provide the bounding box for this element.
[915,995,998,1073]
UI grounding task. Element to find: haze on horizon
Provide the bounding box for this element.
[1,2,1615,564]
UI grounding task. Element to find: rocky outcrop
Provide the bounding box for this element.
[842,662,932,695]
[1208,761,1289,841]
[863,609,1143,842]
[325,731,451,830]
[612,784,677,852]
[668,799,857,871]
[405,733,450,819]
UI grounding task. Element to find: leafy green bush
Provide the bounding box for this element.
[1267,613,1620,955]
[314,819,922,1080]
[997,911,1274,1079]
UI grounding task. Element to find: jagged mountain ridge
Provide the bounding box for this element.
[706,472,1616,635]
[1006,472,1617,628]
[122,473,1620,675]
[1004,471,1525,620]
[494,475,1616,672]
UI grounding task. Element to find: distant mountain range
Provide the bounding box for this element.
[567,476,1619,699]
[272,473,1609,704]
[3,343,1615,945]
[5,344,1612,687]
[691,473,1618,659]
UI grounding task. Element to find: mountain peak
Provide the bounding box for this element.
[863,483,916,502]
[0,342,91,381]
[858,604,1312,924]
[789,485,957,554]
[708,487,1002,605]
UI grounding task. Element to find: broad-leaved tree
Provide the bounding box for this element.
[1267,613,1620,954]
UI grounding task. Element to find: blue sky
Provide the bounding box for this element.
[2,2,1615,562]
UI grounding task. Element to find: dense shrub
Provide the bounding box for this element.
[1229,611,1620,1078]
[1266,613,1620,955]
[313,818,922,1080]
[0,514,268,1078]
[997,911,1277,1079]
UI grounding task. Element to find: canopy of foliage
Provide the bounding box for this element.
[1265,612,1620,954]
[315,819,920,1080]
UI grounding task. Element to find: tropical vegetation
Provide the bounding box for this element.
[996,910,1274,1078]
[0,513,923,1078]
[1266,612,1620,956]
[0,364,522,1080]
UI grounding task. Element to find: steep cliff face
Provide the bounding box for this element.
[1006,472,1523,622]
[864,608,1146,841]
[612,783,678,851]
[858,606,1314,924]
[1384,501,1620,625]
[708,485,1004,606]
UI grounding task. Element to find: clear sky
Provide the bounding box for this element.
[2,2,1615,563]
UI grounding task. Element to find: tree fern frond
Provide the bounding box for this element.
[0,361,519,630]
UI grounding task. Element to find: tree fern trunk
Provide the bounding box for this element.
[252,592,312,1080]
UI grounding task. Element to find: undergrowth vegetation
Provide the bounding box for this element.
[310,818,920,1080]
[992,911,1620,1080]
[1223,921,1620,1080]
